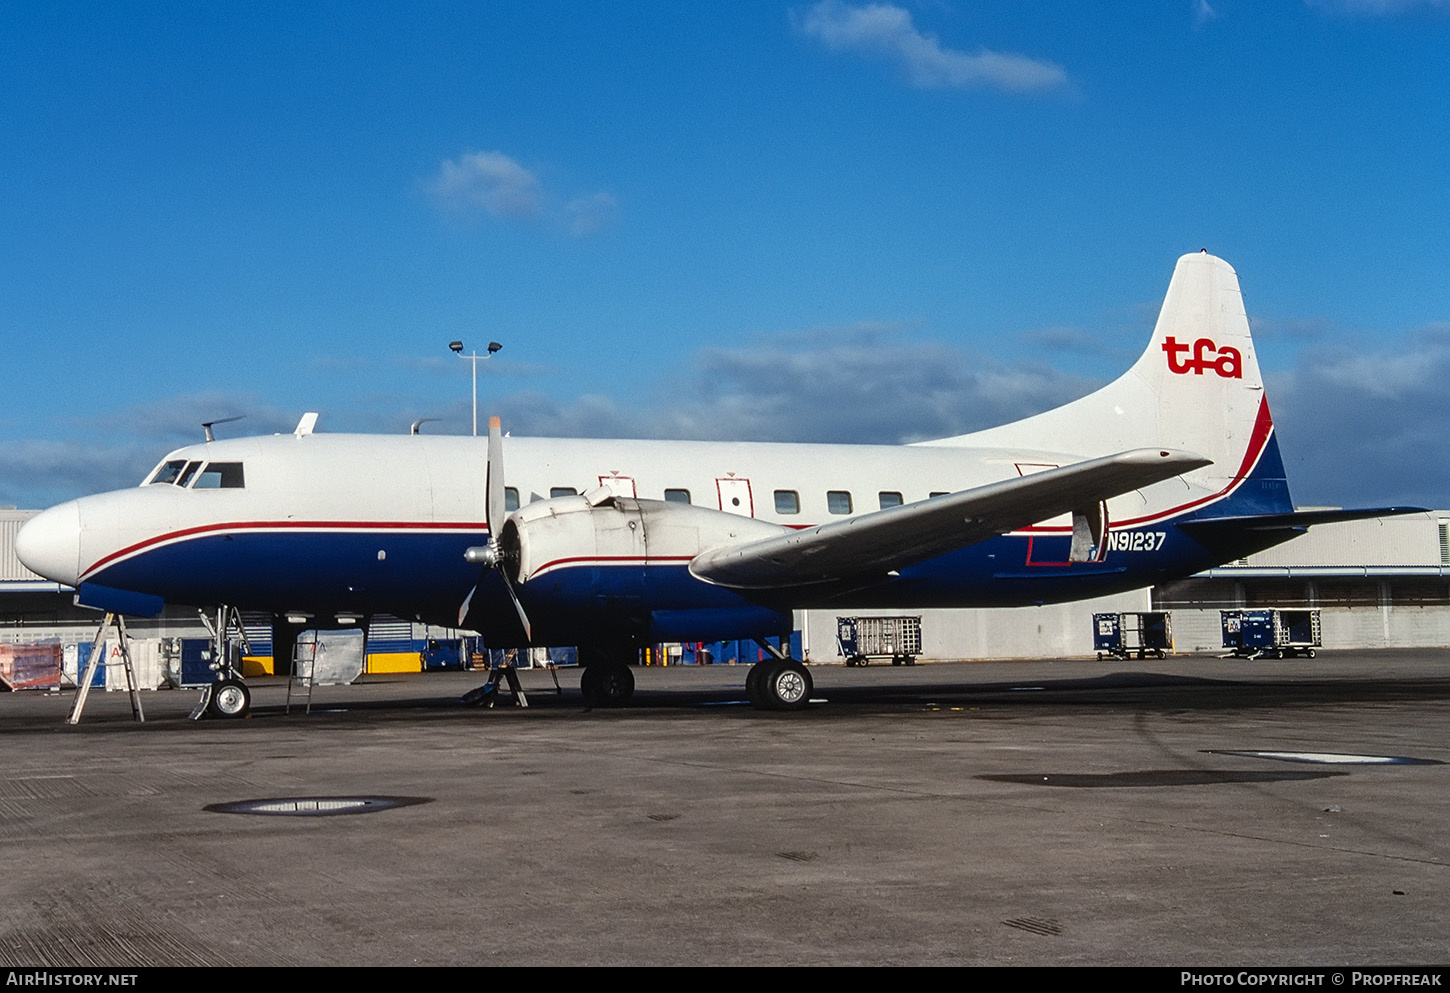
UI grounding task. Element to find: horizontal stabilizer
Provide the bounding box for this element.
[1179,507,1428,535]
[690,448,1211,590]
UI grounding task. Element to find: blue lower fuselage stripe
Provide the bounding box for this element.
[86,521,1231,643]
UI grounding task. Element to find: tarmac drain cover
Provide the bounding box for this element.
[205,795,432,817]
[1003,917,1062,936]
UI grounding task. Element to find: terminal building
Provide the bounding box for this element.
[3,506,1448,674]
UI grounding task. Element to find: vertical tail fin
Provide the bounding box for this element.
[920,251,1293,516]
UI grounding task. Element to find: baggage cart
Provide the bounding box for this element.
[836,616,922,667]
[1093,612,1172,660]
[1220,609,1321,659]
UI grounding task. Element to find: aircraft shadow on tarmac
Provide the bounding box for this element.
[614,668,1450,714]
[19,665,1450,731]
[236,666,1450,722]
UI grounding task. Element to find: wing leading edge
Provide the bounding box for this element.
[689,448,1212,590]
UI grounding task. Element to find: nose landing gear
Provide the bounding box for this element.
[205,677,252,719]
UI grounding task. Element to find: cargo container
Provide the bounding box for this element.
[836,616,922,666]
[1093,612,1173,660]
[1221,609,1321,659]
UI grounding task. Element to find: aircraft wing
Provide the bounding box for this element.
[689,448,1211,590]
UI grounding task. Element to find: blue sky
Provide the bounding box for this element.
[3,1,1449,510]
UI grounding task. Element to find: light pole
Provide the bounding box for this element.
[449,340,502,436]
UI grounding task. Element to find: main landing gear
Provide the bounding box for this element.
[745,657,813,711]
[574,642,813,712]
[577,646,636,708]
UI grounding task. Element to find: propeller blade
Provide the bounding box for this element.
[455,562,532,642]
[498,568,533,643]
[461,411,532,641]
[457,584,476,628]
[486,415,505,536]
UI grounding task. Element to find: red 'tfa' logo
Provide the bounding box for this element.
[1162,336,1242,379]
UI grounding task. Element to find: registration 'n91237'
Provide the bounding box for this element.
[1106,530,1166,553]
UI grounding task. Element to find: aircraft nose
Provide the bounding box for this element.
[14,501,82,586]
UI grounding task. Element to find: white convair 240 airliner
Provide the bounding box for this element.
[15,252,1413,715]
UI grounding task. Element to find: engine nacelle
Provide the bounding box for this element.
[500,489,786,587]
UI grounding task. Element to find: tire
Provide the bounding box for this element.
[583,663,634,707]
[207,678,251,719]
[757,660,812,712]
[746,662,765,703]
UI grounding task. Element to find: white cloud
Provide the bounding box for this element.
[0,394,299,508]
[477,320,1450,511]
[0,440,156,509]
[565,192,620,238]
[1194,0,1220,27]
[798,1,1068,93]
[428,151,543,219]
[426,151,616,237]
[490,323,1101,447]
[1267,325,1450,508]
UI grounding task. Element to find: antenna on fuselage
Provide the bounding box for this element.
[202,416,244,442]
[410,418,442,435]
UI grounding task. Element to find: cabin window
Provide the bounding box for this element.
[827,491,853,515]
[147,459,188,485]
[879,491,903,509]
[929,491,948,499]
[774,490,800,515]
[176,461,203,488]
[505,487,519,512]
[664,489,691,504]
[192,462,245,489]
[550,486,577,498]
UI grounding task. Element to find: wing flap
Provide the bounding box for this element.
[689,448,1211,590]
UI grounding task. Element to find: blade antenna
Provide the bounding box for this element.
[202,415,245,442]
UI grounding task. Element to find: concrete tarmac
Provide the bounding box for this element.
[1,651,1447,967]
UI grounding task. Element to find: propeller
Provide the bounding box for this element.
[459,416,532,641]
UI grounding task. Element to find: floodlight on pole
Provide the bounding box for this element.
[450,340,502,436]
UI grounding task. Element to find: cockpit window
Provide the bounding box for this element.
[144,458,246,488]
[147,459,188,485]
[192,462,245,489]
[176,461,203,488]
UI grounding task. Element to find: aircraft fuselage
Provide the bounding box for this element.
[17,429,1272,647]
